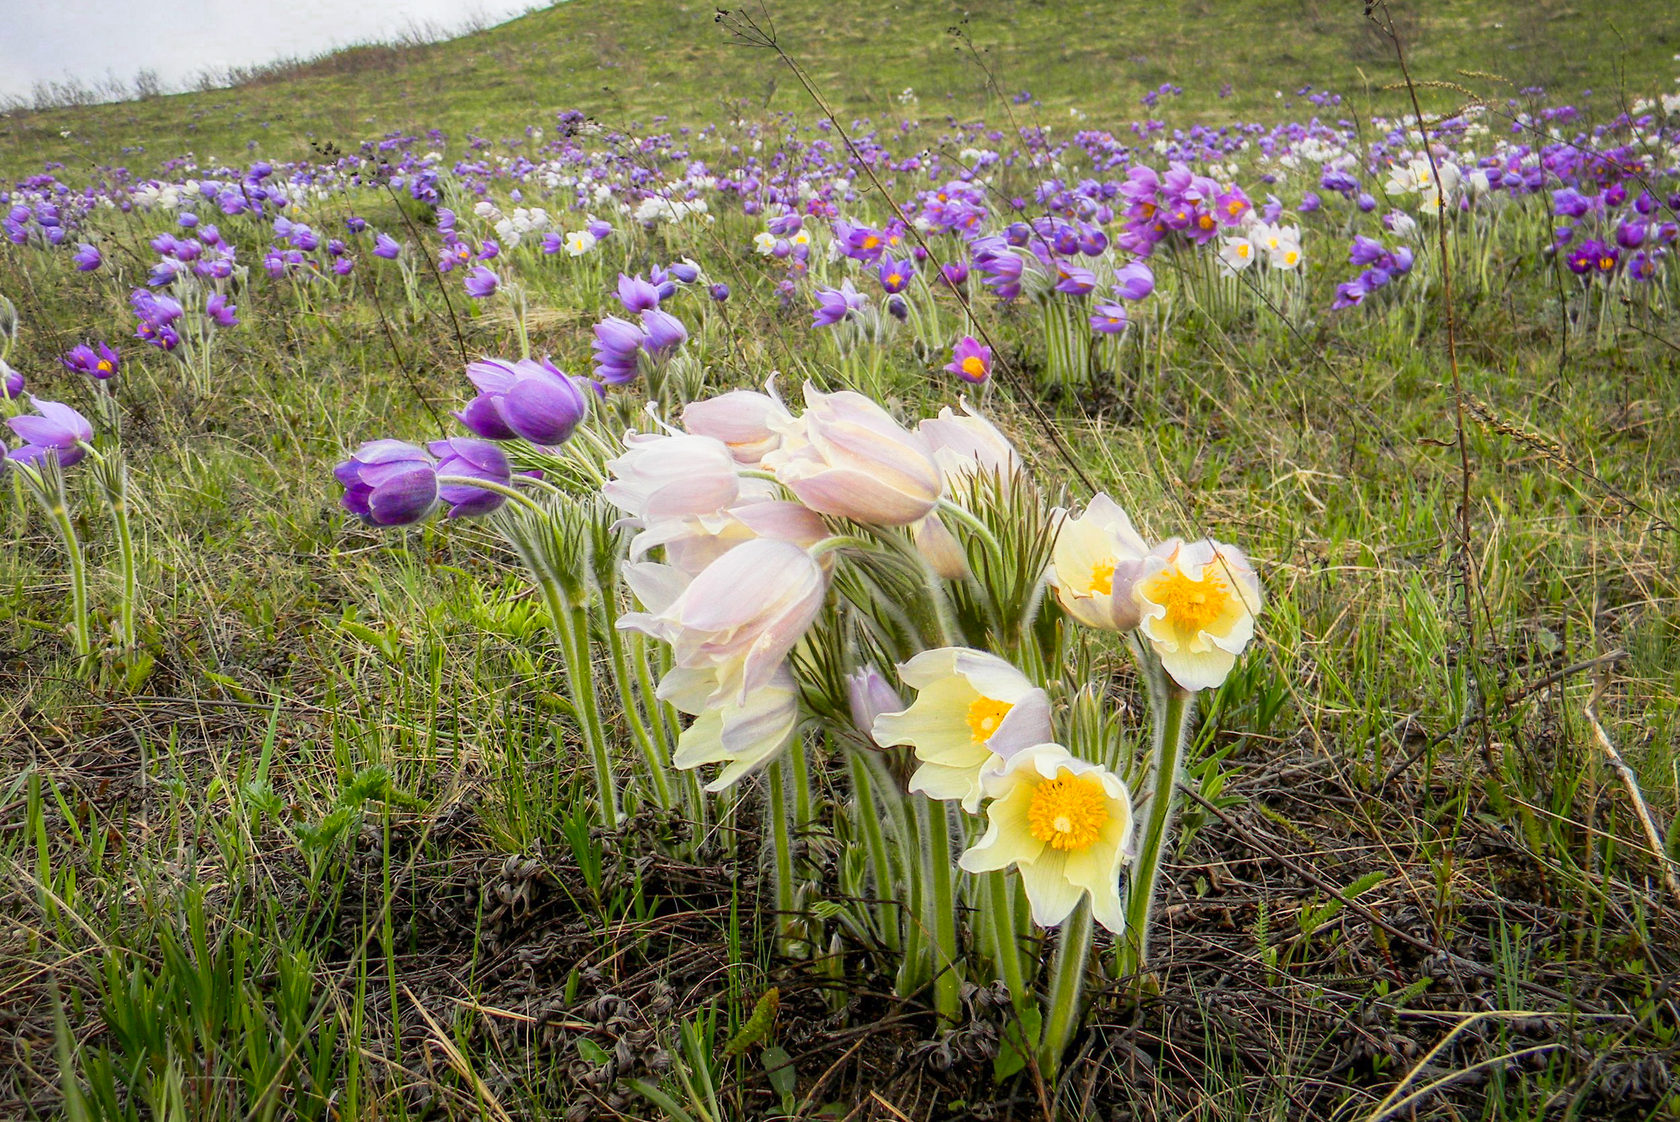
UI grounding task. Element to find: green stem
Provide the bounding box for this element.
[767,756,799,952]
[922,797,963,1026]
[986,870,1035,1037]
[1037,898,1094,1082]
[1121,686,1194,976]
[44,496,91,662]
[533,573,618,829]
[848,751,901,954]
[599,591,671,810]
[434,474,545,514]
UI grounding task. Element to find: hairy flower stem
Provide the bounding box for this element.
[597,590,672,811]
[767,755,800,953]
[985,870,1038,1045]
[1122,685,1195,976]
[848,752,901,954]
[93,453,138,650]
[1036,896,1094,1082]
[922,797,963,1026]
[47,493,92,664]
[531,571,618,829]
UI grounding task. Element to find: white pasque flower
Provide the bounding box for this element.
[1047,493,1155,631]
[660,663,800,791]
[958,743,1135,934]
[1133,537,1262,691]
[871,648,1051,811]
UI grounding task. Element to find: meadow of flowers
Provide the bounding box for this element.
[3,42,1680,1121]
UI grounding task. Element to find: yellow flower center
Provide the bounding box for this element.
[1088,558,1117,596]
[1151,565,1232,634]
[886,272,903,287]
[96,360,112,373]
[960,355,987,378]
[965,697,1013,743]
[1027,773,1110,851]
[1236,243,1251,258]
[863,234,879,249]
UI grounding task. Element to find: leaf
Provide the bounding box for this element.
[762,1045,796,1111]
[722,987,778,1057]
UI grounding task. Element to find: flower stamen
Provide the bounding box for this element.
[965,696,1013,743]
[1027,774,1110,851]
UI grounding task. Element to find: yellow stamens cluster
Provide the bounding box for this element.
[1151,565,1231,634]
[961,355,987,378]
[965,696,1013,743]
[1088,558,1117,596]
[1027,773,1110,851]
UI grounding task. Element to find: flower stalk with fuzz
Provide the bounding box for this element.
[957,743,1135,933]
[1133,538,1262,691]
[871,648,1051,811]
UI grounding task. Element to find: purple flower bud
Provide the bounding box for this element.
[617,273,661,313]
[1112,261,1155,300]
[641,308,689,357]
[846,666,904,742]
[464,266,500,299]
[372,232,401,259]
[668,259,700,284]
[462,357,590,445]
[206,292,239,328]
[427,436,514,518]
[334,439,437,525]
[592,316,645,385]
[72,243,102,271]
[709,282,731,302]
[1,361,23,398]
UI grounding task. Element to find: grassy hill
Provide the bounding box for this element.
[2,0,1678,178]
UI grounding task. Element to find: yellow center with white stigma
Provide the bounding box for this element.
[1152,565,1232,634]
[965,697,1013,743]
[1088,557,1117,596]
[1027,773,1110,852]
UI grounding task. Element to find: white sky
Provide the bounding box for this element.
[0,0,545,102]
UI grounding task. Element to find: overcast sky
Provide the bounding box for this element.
[0,0,543,102]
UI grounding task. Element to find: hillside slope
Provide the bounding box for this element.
[1,0,1676,177]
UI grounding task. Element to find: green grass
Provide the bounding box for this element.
[4,2,1680,1120]
[3,0,1679,179]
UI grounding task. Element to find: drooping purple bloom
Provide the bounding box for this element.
[592,316,646,385]
[427,437,514,518]
[63,342,120,380]
[1112,261,1155,301]
[372,232,401,259]
[7,398,94,467]
[1089,302,1128,334]
[334,439,437,526]
[458,357,590,445]
[812,280,867,328]
[641,308,688,358]
[617,273,661,313]
[206,292,239,328]
[944,336,992,384]
[464,266,500,299]
[72,243,102,271]
[2,361,23,398]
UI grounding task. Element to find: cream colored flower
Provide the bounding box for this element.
[958,743,1135,933]
[1133,538,1262,691]
[1046,493,1154,631]
[871,648,1051,811]
[918,400,1021,490]
[680,386,795,466]
[663,664,800,791]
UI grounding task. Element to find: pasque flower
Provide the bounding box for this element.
[1133,537,1262,691]
[63,342,120,380]
[592,315,645,385]
[958,743,1135,933]
[463,266,500,298]
[680,387,794,465]
[918,401,1020,488]
[663,664,801,791]
[763,383,943,526]
[620,537,828,707]
[1048,493,1155,630]
[872,648,1052,811]
[6,397,94,467]
[603,431,741,520]
[456,357,589,445]
[428,437,514,518]
[944,336,992,384]
[334,439,437,525]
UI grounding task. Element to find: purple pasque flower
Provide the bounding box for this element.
[667,259,701,284]
[812,279,867,328]
[7,397,95,468]
[463,266,500,299]
[1,361,22,398]
[72,243,102,271]
[709,282,731,302]
[458,356,590,445]
[944,336,992,384]
[592,315,646,385]
[641,308,688,359]
[334,439,437,526]
[1331,275,1370,310]
[427,436,514,518]
[132,288,184,350]
[1052,261,1097,296]
[1112,261,1155,300]
[877,256,914,294]
[617,272,661,313]
[63,342,120,380]
[1089,302,1128,334]
[372,232,401,259]
[206,292,239,328]
[1348,235,1388,267]
[938,260,969,288]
